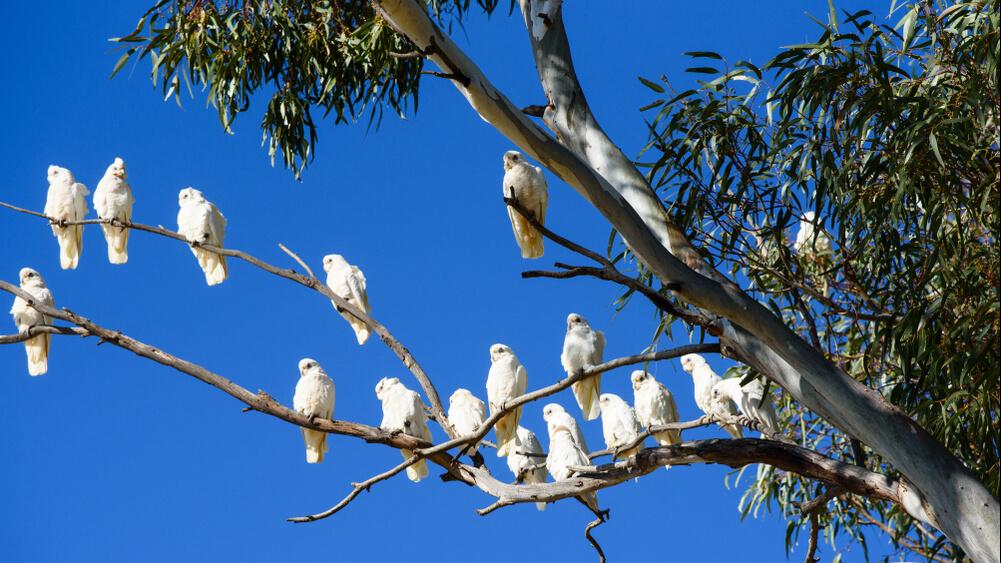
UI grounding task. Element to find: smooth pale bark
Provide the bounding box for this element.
[371,1,1000,560]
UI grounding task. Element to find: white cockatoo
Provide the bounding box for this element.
[599,393,644,459]
[530,0,563,41]
[793,211,831,258]
[376,377,433,482]
[9,268,55,376]
[546,409,599,514]
[502,150,549,259]
[177,188,228,286]
[506,425,548,511]
[631,370,681,448]
[712,377,781,437]
[322,254,371,345]
[681,354,743,438]
[448,388,487,455]
[542,403,590,454]
[561,313,605,420]
[292,358,335,464]
[44,165,89,270]
[93,157,135,264]
[486,343,528,457]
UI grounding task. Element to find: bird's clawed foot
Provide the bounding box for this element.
[598,508,610,522]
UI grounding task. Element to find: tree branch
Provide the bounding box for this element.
[0,325,90,344]
[0,199,457,439]
[365,4,999,556]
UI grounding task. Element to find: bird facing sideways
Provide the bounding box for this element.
[177,187,228,286]
[322,254,371,345]
[502,150,548,259]
[681,353,743,439]
[376,377,433,482]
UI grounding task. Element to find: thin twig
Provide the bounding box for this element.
[288,454,423,522]
[584,517,607,563]
[0,325,90,344]
[278,243,316,280]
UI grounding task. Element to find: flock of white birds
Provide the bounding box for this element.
[10,151,829,505]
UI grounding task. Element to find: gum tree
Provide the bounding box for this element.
[3,1,996,561]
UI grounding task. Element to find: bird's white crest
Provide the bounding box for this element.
[374,376,400,400]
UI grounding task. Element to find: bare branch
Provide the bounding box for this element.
[585,517,607,563]
[288,454,423,522]
[0,200,457,439]
[278,243,316,280]
[0,325,90,344]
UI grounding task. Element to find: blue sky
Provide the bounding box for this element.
[0,1,885,562]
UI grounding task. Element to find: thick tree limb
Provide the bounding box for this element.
[369,2,999,558]
[0,199,457,439]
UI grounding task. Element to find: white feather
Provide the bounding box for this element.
[93,157,135,264]
[502,151,549,259]
[322,254,371,345]
[44,166,89,270]
[376,377,433,482]
[681,354,743,438]
[9,268,54,376]
[448,388,487,455]
[177,187,228,285]
[506,426,548,510]
[292,358,335,463]
[486,344,528,457]
[561,313,604,420]
[598,393,644,458]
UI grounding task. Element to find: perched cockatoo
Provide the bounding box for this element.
[631,370,681,450]
[9,268,55,376]
[502,151,548,259]
[177,188,227,285]
[599,393,644,459]
[546,410,599,514]
[44,165,89,270]
[681,354,743,438]
[292,358,335,464]
[530,0,563,41]
[506,425,548,510]
[486,343,528,457]
[376,377,433,482]
[93,157,135,264]
[561,313,605,420]
[448,388,487,455]
[793,211,831,258]
[322,254,371,345]
[542,403,589,454]
[712,377,781,437]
